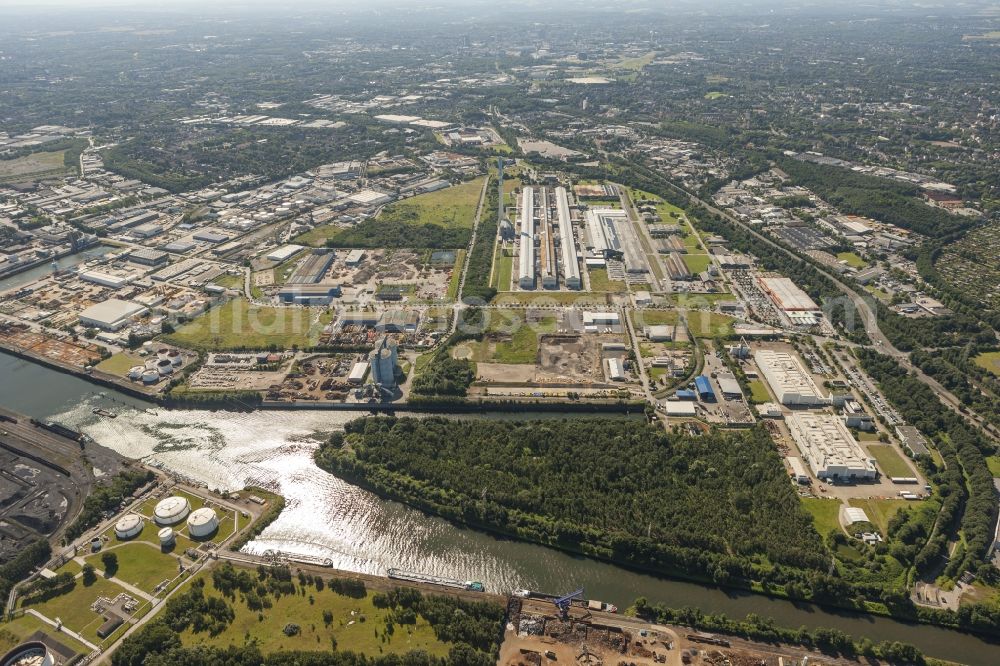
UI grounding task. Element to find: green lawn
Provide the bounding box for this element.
[848,498,911,534]
[95,351,146,376]
[631,309,679,329]
[213,273,245,290]
[446,249,466,301]
[495,249,513,291]
[0,613,89,656]
[837,252,867,269]
[181,571,453,657]
[588,268,627,293]
[162,299,332,350]
[682,254,711,274]
[683,231,702,251]
[685,311,735,339]
[748,380,771,404]
[704,91,727,100]
[494,292,610,307]
[609,51,657,71]
[867,444,914,478]
[801,498,843,538]
[381,177,485,230]
[986,455,1000,477]
[973,351,1000,378]
[20,576,130,644]
[455,312,557,364]
[85,543,182,595]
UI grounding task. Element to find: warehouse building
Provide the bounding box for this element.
[606,357,625,381]
[584,207,646,274]
[266,244,305,262]
[786,412,877,481]
[665,252,691,280]
[787,457,810,484]
[127,248,169,266]
[78,299,148,331]
[286,250,335,285]
[758,276,820,311]
[754,349,828,406]
[664,401,697,417]
[518,187,536,289]
[554,186,581,289]
[717,373,743,400]
[80,270,135,289]
[695,375,716,402]
[277,285,341,305]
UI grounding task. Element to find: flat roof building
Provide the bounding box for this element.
[606,357,625,381]
[266,244,304,262]
[277,285,341,305]
[127,248,168,266]
[79,299,148,331]
[664,401,697,417]
[754,349,828,406]
[518,187,536,289]
[554,187,580,289]
[758,277,819,311]
[717,373,743,400]
[787,412,877,481]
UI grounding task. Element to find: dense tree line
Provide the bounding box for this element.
[0,539,51,602]
[114,565,502,666]
[317,417,829,587]
[777,158,973,239]
[911,348,1000,431]
[64,468,154,542]
[410,354,475,397]
[634,602,925,666]
[326,221,470,250]
[857,350,997,584]
[461,174,499,303]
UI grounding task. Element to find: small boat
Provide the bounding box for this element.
[92,408,117,418]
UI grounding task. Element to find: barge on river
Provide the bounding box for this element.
[387,568,485,592]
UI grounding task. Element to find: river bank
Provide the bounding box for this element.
[2,350,999,665]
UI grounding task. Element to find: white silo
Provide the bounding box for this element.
[369,336,398,388]
[186,507,219,538]
[158,527,175,547]
[154,496,191,526]
[114,514,144,540]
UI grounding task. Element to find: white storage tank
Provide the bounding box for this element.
[187,507,219,538]
[127,365,145,380]
[114,513,144,539]
[154,496,191,526]
[156,358,174,376]
[141,371,160,385]
[158,527,175,547]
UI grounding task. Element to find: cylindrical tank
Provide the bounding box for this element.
[0,641,55,666]
[156,359,174,376]
[186,507,219,538]
[158,527,175,547]
[141,371,160,385]
[128,365,145,380]
[114,513,144,540]
[153,496,191,526]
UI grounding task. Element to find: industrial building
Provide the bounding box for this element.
[266,244,304,262]
[583,311,620,332]
[518,187,536,289]
[348,361,369,384]
[585,208,646,274]
[664,252,691,280]
[644,324,673,342]
[128,248,169,266]
[754,349,828,406]
[78,299,148,331]
[554,187,581,289]
[277,285,341,305]
[369,335,398,388]
[716,373,743,400]
[758,277,820,312]
[606,357,625,381]
[664,400,696,417]
[787,457,810,484]
[345,249,365,266]
[286,250,335,284]
[895,425,930,456]
[695,375,716,402]
[536,187,557,289]
[786,412,877,481]
[80,270,134,289]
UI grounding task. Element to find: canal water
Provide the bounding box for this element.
[1,350,998,664]
[0,244,115,294]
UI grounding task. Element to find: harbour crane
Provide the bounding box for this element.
[553,588,584,620]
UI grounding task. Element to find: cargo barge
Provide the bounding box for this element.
[387,568,485,592]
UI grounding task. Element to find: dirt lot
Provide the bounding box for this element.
[0,324,103,368]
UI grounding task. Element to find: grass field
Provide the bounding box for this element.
[665,293,732,307]
[85,543,182,595]
[704,92,727,100]
[0,613,89,655]
[446,249,465,301]
[95,351,146,376]
[685,311,735,339]
[588,268,627,293]
[454,311,557,364]
[973,351,1000,377]
[848,498,911,534]
[0,150,67,183]
[181,571,453,657]
[213,273,245,290]
[610,51,657,71]
[867,444,913,478]
[20,576,130,644]
[494,292,610,307]
[682,254,711,274]
[986,456,1000,477]
[801,497,843,538]
[163,299,332,350]
[748,380,771,404]
[631,309,679,329]
[837,252,867,269]
[496,249,513,291]
[382,177,485,229]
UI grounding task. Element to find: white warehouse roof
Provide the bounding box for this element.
[754,349,827,406]
[758,277,819,311]
[843,506,871,525]
[79,299,148,331]
[266,244,304,262]
[787,412,876,481]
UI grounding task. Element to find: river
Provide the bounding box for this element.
[0,244,115,294]
[1,350,998,664]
